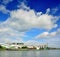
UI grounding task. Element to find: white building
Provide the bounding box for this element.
[0,43,48,50]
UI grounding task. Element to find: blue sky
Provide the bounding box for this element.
[0,0,60,48]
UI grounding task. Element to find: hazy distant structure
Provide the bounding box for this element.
[0,43,48,50]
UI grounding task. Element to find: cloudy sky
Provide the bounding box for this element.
[0,0,60,48]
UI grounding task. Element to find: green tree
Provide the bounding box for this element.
[22,46,28,49]
[0,45,3,48]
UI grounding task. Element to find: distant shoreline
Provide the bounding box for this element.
[0,48,60,51]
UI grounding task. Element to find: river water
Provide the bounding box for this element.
[0,50,60,57]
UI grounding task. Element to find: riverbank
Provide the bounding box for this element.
[0,48,60,51]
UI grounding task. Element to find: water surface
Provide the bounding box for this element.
[0,50,60,57]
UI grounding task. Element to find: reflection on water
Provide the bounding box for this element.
[0,50,60,57]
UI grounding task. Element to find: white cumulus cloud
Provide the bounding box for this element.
[35,28,60,39]
[0,5,10,14]
[3,7,58,32]
[2,0,13,5]
[0,3,59,43]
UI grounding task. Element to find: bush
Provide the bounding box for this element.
[22,46,28,49]
[0,45,3,48]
